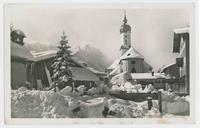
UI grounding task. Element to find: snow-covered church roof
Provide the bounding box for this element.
[108,47,144,70]
[120,47,144,60]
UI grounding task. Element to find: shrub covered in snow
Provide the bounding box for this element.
[77,85,85,95]
[110,72,132,86]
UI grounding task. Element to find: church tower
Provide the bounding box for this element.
[120,11,131,55]
[107,11,153,74]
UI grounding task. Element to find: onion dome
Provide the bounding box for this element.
[120,12,131,34]
[11,29,26,38]
[11,29,26,45]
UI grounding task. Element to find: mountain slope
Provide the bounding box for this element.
[72,44,112,72]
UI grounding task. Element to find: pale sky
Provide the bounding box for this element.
[9,6,190,71]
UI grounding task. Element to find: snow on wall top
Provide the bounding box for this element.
[131,73,165,80]
[174,27,189,34]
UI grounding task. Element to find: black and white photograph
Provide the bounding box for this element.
[3,2,198,125]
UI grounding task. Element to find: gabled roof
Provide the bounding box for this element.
[107,59,120,70]
[143,61,153,70]
[160,62,176,73]
[120,47,144,60]
[108,47,144,70]
[71,67,99,81]
[31,50,57,61]
[74,60,106,76]
[11,41,33,60]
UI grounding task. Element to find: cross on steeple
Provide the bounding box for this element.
[123,10,127,24]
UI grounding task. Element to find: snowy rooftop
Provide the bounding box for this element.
[107,59,120,70]
[11,41,33,60]
[108,47,147,70]
[120,47,144,60]
[71,67,99,81]
[31,48,80,62]
[160,62,176,73]
[174,27,189,34]
[87,67,106,75]
[31,50,57,61]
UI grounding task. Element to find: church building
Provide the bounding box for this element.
[108,12,152,75]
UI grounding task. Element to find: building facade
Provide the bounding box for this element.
[173,27,190,94]
[11,29,34,89]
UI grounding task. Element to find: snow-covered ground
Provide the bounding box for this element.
[11,88,189,118]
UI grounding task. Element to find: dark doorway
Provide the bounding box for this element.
[131,67,136,73]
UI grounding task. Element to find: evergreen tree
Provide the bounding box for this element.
[51,32,73,89]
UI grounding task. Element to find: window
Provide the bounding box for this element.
[176,57,183,67]
[131,61,135,64]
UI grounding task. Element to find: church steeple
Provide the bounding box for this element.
[120,11,131,34]
[120,11,132,55]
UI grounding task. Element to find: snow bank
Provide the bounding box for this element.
[11,90,80,118]
[11,90,43,118]
[162,101,189,115]
[108,100,160,118]
[87,84,110,95]
[160,90,190,115]
[76,97,107,118]
[11,90,109,118]
[13,89,187,118]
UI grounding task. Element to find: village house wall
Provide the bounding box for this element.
[169,28,190,94]
[121,58,151,73]
[11,60,27,89]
